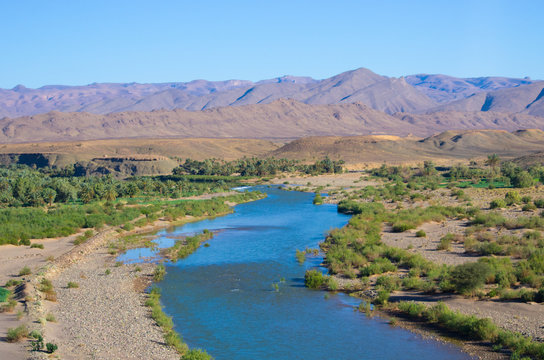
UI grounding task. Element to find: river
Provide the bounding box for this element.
[121,186,472,360]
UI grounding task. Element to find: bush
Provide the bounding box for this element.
[67,282,79,288]
[164,329,188,354]
[505,191,522,205]
[154,264,166,281]
[122,223,135,231]
[373,289,390,305]
[18,266,31,276]
[30,243,44,249]
[521,196,533,204]
[512,171,535,188]
[534,199,544,208]
[415,230,426,238]
[295,249,306,264]
[183,349,214,360]
[6,325,27,342]
[392,223,414,233]
[0,287,10,302]
[490,199,506,209]
[437,236,452,251]
[46,342,58,353]
[450,262,492,294]
[46,313,56,322]
[304,269,326,289]
[522,203,537,212]
[376,275,401,292]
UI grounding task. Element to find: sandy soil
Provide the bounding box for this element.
[0,232,83,285]
[381,221,479,266]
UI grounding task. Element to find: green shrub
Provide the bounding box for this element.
[505,191,522,205]
[392,223,414,233]
[521,196,533,204]
[313,193,324,205]
[490,199,506,209]
[183,349,214,360]
[67,282,79,289]
[18,266,31,276]
[154,264,165,282]
[534,199,544,208]
[415,230,426,237]
[522,203,537,212]
[304,269,326,289]
[373,289,390,305]
[122,223,135,231]
[0,287,10,302]
[512,171,535,188]
[327,277,339,291]
[376,275,401,292]
[6,325,27,342]
[46,342,58,353]
[164,329,188,354]
[30,243,44,249]
[450,262,492,294]
[45,313,56,322]
[437,236,452,251]
[295,249,306,264]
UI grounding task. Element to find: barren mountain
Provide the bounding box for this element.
[1,68,541,118]
[430,82,544,116]
[406,74,534,104]
[2,99,544,143]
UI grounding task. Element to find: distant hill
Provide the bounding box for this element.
[2,99,544,143]
[1,67,539,118]
[271,129,544,165]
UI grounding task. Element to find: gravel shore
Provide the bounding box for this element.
[46,248,179,360]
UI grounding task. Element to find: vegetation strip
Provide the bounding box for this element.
[393,301,544,359]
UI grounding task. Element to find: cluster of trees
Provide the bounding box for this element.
[173,157,344,177]
[372,156,544,189]
[0,165,232,207]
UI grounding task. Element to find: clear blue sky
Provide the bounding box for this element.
[1,0,542,88]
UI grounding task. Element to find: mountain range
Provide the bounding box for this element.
[2,99,544,143]
[1,68,542,118]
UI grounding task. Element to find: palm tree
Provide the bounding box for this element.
[485,154,500,186]
[485,154,500,169]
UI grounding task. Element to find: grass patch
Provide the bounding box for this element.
[18,266,31,276]
[0,287,10,302]
[146,287,189,355]
[6,324,28,342]
[67,282,79,288]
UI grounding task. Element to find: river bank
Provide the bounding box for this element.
[268,173,544,359]
[0,191,263,359]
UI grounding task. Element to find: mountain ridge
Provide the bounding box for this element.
[1,67,540,118]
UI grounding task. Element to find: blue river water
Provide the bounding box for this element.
[121,186,471,360]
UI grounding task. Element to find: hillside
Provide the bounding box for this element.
[0,138,279,176]
[271,129,544,166]
[2,99,544,143]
